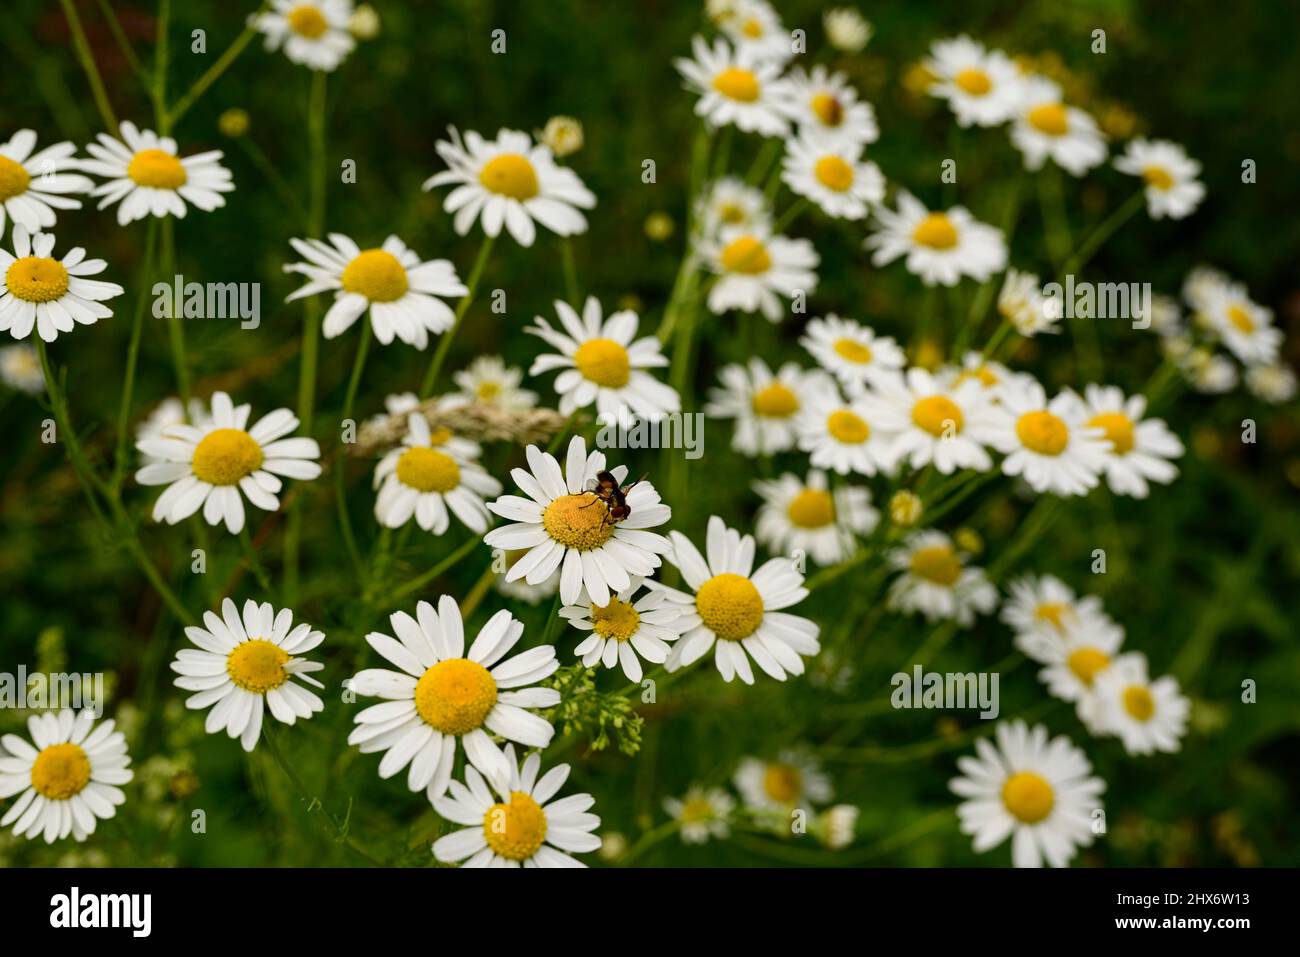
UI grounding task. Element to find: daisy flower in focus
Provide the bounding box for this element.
[1114,138,1205,220]
[1081,653,1189,755]
[79,121,233,225]
[991,380,1109,496]
[655,515,820,684]
[1,226,124,342]
[754,470,878,566]
[1009,77,1107,176]
[695,176,771,239]
[1001,574,1115,649]
[423,127,596,246]
[1245,363,1298,404]
[0,343,43,393]
[781,132,885,220]
[283,233,466,348]
[777,66,879,146]
[665,786,735,844]
[734,749,832,812]
[135,390,322,534]
[924,36,1026,128]
[702,225,819,321]
[718,0,792,65]
[866,191,1007,287]
[526,297,679,418]
[432,744,600,867]
[251,1,355,71]
[484,436,672,606]
[887,530,997,627]
[949,719,1105,868]
[865,367,1007,474]
[997,268,1061,337]
[1192,277,1282,366]
[706,359,831,456]
[0,129,93,235]
[559,577,687,681]
[0,709,132,843]
[348,597,560,797]
[800,313,905,390]
[674,36,790,137]
[1068,385,1184,499]
[796,388,897,477]
[171,599,325,752]
[452,354,537,410]
[823,8,872,54]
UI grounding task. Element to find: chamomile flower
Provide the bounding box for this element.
[1181,264,1231,313]
[991,380,1109,496]
[453,354,537,410]
[484,436,672,606]
[865,367,1007,474]
[1114,138,1205,220]
[1001,574,1115,650]
[1181,348,1238,394]
[924,36,1026,128]
[655,515,820,684]
[0,226,124,342]
[754,470,878,566]
[887,530,997,627]
[777,66,880,146]
[250,0,356,71]
[283,233,467,348]
[1009,77,1107,176]
[79,121,233,225]
[997,268,1061,336]
[866,191,1007,287]
[135,390,322,534]
[0,130,92,235]
[823,8,872,54]
[703,225,819,321]
[1068,384,1184,499]
[1027,619,1125,706]
[1082,653,1189,755]
[674,35,790,137]
[665,786,735,844]
[734,749,832,812]
[526,297,679,418]
[796,388,897,477]
[171,598,325,752]
[780,132,885,220]
[423,127,596,246]
[135,396,210,454]
[1245,363,1298,404]
[0,709,132,843]
[1193,278,1282,366]
[719,0,792,65]
[949,719,1105,868]
[348,597,560,798]
[559,577,687,681]
[800,313,905,390]
[706,359,831,456]
[432,744,600,867]
[373,413,502,534]
[695,176,771,238]
[0,343,43,393]
[941,353,1038,403]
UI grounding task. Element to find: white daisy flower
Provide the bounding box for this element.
[0,709,132,843]
[1009,77,1107,176]
[364,390,421,429]
[674,35,791,137]
[1245,363,1297,404]
[823,8,872,54]
[538,115,584,158]
[706,358,831,456]
[990,380,1109,497]
[997,268,1061,336]
[526,297,679,418]
[484,436,673,606]
[452,354,537,410]
[864,367,1008,474]
[1114,138,1205,220]
[1193,277,1282,366]
[135,396,211,454]
[702,225,819,321]
[719,0,793,65]
[250,0,356,71]
[559,577,687,682]
[800,313,905,390]
[949,719,1105,868]
[1000,574,1115,651]
[734,749,832,812]
[348,597,560,798]
[866,191,1008,287]
[754,470,879,566]
[423,127,596,247]
[78,121,233,225]
[171,598,325,752]
[494,549,562,605]
[796,386,897,477]
[886,529,997,627]
[665,785,735,844]
[924,36,1026,128]
[1026,618,1125,705]
[780,132,885,220]
[655,515,820,684]
[776,65,880,147]
[135,390,322,534]
[0,129,93,236]
[0,343,43,393]
[1081,653,1189,756]
[1067,384,1183,499]
[1181,347,1239,395]
[940,353,1039,404]
[0,226,124,342]
[1181,264,1231,313]
[283,233,467,348]
[695,176,771,239]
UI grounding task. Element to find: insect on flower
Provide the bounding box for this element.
[580,469,644,526]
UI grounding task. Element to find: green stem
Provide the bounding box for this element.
[159,217,190,405]
[419,234,495,397]
[335,322,373,576]
[58,0,118,131]
[771,197,808,234]
[94,0,149,84]
[112,218,159,496]
[981,318,1014,361]
[154,0,172,134]
[239,527,273,591]
[1064,190,1145,276]
[237,137,308,226]
[987,495,1062,581]
[388,534,483,603]
[167,23,260,128]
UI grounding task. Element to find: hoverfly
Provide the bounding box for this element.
[580,469,643,526]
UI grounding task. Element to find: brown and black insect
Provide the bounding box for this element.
[580,470,644,526]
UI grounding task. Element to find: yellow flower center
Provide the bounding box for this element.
[542,493,614,550]
[809,92,844,126]
[954,67,992,96]
[909,544,962,586]
[574,337,631,388]
[814,155,855,192]
[786,488,835,529]
[956,365,999,388]
[0,154,31,201]
[1027,103,1069,136]
[1002,771,1054,824]
[712,66,760,102]
[591,597,641,642]
[718,202,746,224]
[226,639,290,694]
[680,796,715,822]
[832,338,873,364]
[741,17,764,38]
[31,743,91,800]
[695,572,764,641]
[396,446,460,493]
[5,257,69,303]
[414,658,498,735]
[1087,412,1135,455]
[287,4,329,38]
[912,212,959,250]
[340,249,409,303]
[763,763,802,803]
[751,382,798,417]
[476,381,502,400]
[1034,602,1072,632]
[826,409,870,444]
[719,235,771,275]
[191,428,264,486]
[127,148,188,189]
[1015,410,1070,456]
[478,153,540,201]
[429,426,453,446]
[1142,165,1174,191]
[1122,685,1155,722]
[1067,647,1110,686]
[483,791,548,861]
[911,395,963,436]
[1226,305,1255,333]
